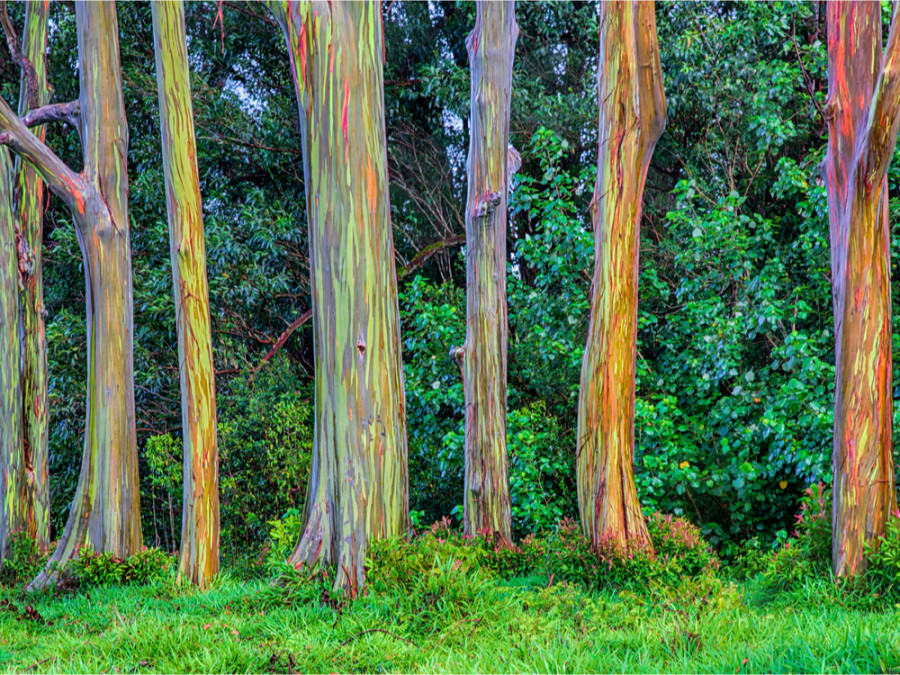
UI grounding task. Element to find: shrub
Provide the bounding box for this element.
[367,513,719,595]
[647,512,720,576]
[262,508,304,567]
[69,546,173,588]
[760,483,831,589]
[0,531,51,586]
[864,510,900,598]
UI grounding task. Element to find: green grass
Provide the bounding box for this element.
[0,571,898,674]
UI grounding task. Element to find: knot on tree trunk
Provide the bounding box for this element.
[472,191,502,220]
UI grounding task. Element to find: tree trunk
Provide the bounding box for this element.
[14,0,50,552]
[576,0,666,553]
[152,0,220,590]
[824,1,900,578]
[449,0,517,541]
[0,145,22,562]
[270,0,409,594]
[0,0,141,590]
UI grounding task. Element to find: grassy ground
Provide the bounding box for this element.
[0,571,898,674]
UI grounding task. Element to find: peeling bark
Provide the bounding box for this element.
[576,0,666,553]
[270,0,409,593]
[452,0,517,540]
[152,0,220,589]
[14,0,50,553]
[823,1,900,578]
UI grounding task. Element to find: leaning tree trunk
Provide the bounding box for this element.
[14,0,50,552]
[449,0,517,541]
[0,145,22,562]
[824,1,900,578]
[270,0,409,594]
[0,0,141,590]
[152,0,220,589]
[576,0,666,553]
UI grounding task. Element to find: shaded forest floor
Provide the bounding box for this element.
[0,571,897,674]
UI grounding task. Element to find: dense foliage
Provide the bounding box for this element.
[0,1,895,563]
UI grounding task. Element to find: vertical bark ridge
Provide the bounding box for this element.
[14,0,50,552]
[454,0,517,541]
[152,0,220,589]
[824,1,900,578]
[576,0,666,553]
[0,145,22,562]
[271,0,409,593]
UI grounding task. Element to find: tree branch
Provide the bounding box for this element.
[0,95,86,218]
[0,0,38,110]
[397,233,465,279]
[254,309,312,372]
[863,5,900,185]
[22,100,80,130]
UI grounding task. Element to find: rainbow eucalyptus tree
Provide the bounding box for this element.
[576,0,666,553]
[269,0,409,593]
[823,1,900,578]
[0,142,22,563]
[152,0,219,589]
[0,0,141,590]
[0,0,50,557]
[449,0,517,540]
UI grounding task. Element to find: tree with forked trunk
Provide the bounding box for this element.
[0,0,141,591]
[823,1,900,578]
[152,0,220,589]
[0,0,51,559]
[449,0,518,541]
[269,0,409,594]
[576,0,666,553]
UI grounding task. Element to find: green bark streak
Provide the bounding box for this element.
[14,0,50,552]
[27,0,140,591]
[0,145,23,562]
[453,0,517,540]
[152,0,220,589]
[824,1,900,578]
[271,0,409,593]
[576,0,666,553]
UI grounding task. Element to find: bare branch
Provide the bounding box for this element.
[254,309,312,372]
[0,94,86,218]
[397,233,465,279]
[0,1,38,110]
[22,101,80,130]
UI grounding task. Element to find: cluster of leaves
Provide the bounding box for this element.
[366,513,719,596]
[68,546,173,588]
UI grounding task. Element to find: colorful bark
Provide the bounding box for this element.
[14,0,50,552]
[270,0,409,593]
[576,0,666,552]
[152,0,220,589]
[0,145,23,562]
[823,2,900,578]
[0,0,141,590]
[451,0,517,540]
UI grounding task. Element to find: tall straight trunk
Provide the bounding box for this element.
[0,0,140,590]
[0,146,22,562]
[270,0,409,594]
[14,0,50,552]
[152,0,220,589]
[0,0,50,560]
[576,0,666,552]
[450,0,517,540]
[824,2,900,578]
